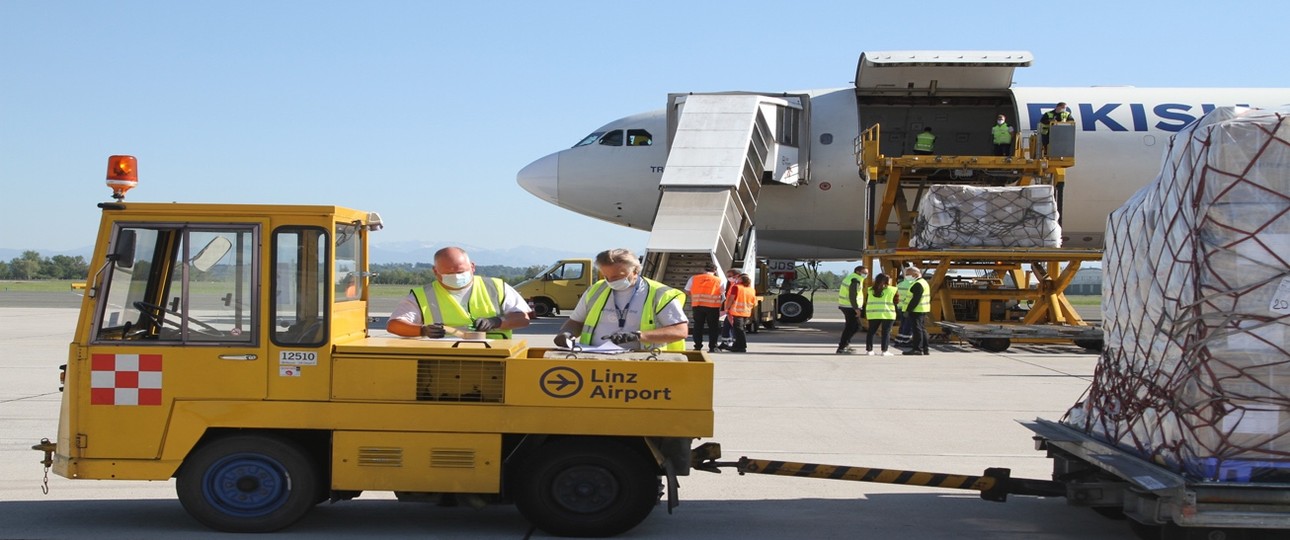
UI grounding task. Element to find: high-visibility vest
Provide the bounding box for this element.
[727,285,757,317]
[837,272,865,308]
[689,273,724,308]
[1040,111,1072,134]
[897,279,915,312]
[412,276,510,338]
[865,287,897,320]
[909,278,931,313]
[914,131,935,152]
[580,278,686,351]
[992,123,1013,145]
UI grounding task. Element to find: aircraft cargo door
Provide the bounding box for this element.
[854,51,1031,157]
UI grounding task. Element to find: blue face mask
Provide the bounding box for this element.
[440,271,473,289]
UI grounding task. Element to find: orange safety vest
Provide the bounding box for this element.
[689,273,724,308]
[726,284,757,317]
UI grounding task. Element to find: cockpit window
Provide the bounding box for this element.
[598,130,624,146]
[573,131,605,147]
[627,129,653,146]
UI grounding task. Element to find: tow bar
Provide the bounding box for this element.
[691,442,1063,502]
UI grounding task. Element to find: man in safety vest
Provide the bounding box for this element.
[685,263,726,352]
[554,248,689,351]
[724,273,757,353]
[836,264,869,354]
[913,127,935,155]
[387,246,531,339]
[893,271,915,344]
[1039,102,1075,155]
[901,266,931,356]
[992,114,1015,156]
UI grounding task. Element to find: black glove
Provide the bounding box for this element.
[604,331,641,345]
[420,323,445,338]
[554,331,575,348]
[473,316,503,332]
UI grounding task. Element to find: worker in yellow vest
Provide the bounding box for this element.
[1040,102,1075,155]
[554,248,688,351]
[913,127,936,155]
[724,273,757,353]
[685,263,726,353]
[387,246,531,339]
[992,114,1015,156]
[893,271,915,344]
[864,273,897,356]
[901,266,932,356]
[836,264,869,354]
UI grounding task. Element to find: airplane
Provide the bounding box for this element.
[516,50,1290,316]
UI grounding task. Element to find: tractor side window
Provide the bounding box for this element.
[334,222,362,303]
[627,129,653,146]
[94,225,258,344]
[273,227,328,346]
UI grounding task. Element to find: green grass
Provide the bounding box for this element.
[0,280,82,292]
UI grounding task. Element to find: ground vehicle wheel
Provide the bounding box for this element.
[513,438,659,537]
[1074,338,1103,352]
[975,337,1011,353]
[532,298,556,318]
[176,434,320,533]
[777,293,813,324]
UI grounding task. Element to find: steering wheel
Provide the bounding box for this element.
[133,301,222,337]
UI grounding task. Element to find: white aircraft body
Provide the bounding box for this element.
[518,51,1290,261]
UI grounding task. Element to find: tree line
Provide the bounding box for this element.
[0,251,90,280]
[371,263,545,286]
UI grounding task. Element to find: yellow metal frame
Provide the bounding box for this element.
[855,124,1096,340]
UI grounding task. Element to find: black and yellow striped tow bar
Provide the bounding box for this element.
[691,442,1063,502]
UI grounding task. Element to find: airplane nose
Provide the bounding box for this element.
[517,153,559,205]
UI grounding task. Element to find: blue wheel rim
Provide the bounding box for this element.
[201,452,291,517]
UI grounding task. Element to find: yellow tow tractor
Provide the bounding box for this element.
[32,156,714,537]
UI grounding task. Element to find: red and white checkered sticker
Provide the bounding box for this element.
[91,353,163,406]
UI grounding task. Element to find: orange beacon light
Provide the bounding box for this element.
[106,155,138,200]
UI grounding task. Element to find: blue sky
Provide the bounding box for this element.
[3,1,1287,261]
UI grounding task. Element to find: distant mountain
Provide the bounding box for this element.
[4,243,594,268]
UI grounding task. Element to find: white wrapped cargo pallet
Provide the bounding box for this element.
[910,184,1062,249]
[1069,106,1290,482]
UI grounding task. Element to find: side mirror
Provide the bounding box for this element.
[191,237,232,272]
[112,230,137,269]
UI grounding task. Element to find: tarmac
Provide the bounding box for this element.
[0,296,1149,539]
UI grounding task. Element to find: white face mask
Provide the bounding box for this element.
[607,276,635,291]
[997,119,1005,124]
[440,271,473,289]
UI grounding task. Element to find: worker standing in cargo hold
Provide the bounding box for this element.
[864,274,897,356]
[387,246,532,339]
[901,266,931,356]
[992,115,1015,156]
[913,127,936,155]
[554,248,689,350]
[1040,102,1074,154]
[836,265,869,354]
[685,263,726,353]
[724,273,756,353]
